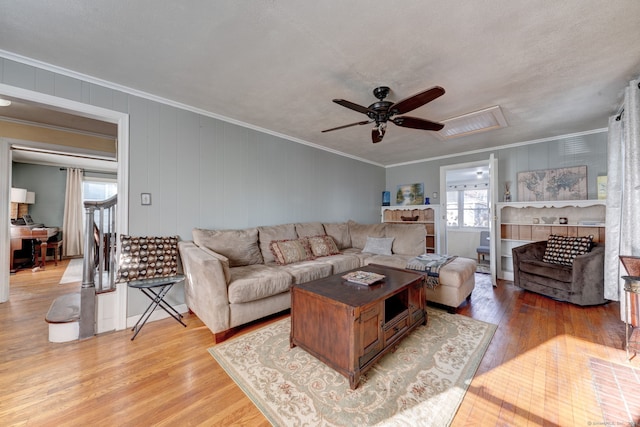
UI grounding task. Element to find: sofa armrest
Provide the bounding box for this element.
[178,241,231,334]
[512,240,547,287]
[571,244,606,303]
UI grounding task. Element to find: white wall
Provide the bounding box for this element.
[447,230,482,260]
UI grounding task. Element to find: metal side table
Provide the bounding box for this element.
[128,274,187,340]
[621,276,640,360]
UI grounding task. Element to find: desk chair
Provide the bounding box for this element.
[476,231,490,262]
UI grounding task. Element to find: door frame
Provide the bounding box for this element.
[439,156,497,285]
[0,83,129,330]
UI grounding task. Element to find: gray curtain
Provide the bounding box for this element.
[604,78,640,317]
[62,168,84,257]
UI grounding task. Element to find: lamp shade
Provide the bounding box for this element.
[10,187,27,203]
[26,191,35,204]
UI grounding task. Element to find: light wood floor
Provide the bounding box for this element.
[1,259,632,426]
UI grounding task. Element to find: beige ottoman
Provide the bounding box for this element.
[425,257,477,311]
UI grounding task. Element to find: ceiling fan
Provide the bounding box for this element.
[322,86,445,143]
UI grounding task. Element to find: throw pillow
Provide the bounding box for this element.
[542,234,593,266]
[362,236,395,256]
[116,235,178,283]
[269,238,315,265]
[307,235,340,257]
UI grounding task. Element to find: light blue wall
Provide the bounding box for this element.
[1,56,385,314]
[12,163,66,227]
[386,131,608,203]
[11,164,117,227]
[126,98,384,239]
[0,58,384,237]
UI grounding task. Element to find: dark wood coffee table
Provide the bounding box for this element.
[290,264,426,389]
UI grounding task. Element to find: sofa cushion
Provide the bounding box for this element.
[364,254,413,269]
[279,260,333,284]
[323,223,351,249]
[362,236,394,255]
[270,238,315,265]
[227,264,293,304]
[438,257,477,288]
[258,224,297,263]
[308,235,340,257]
[193,228,263,267]
[316,253,361,273]
[342,247,375,265]
[295,222,325,238]
[542,234,593,266]
[384,223,426,255]
[347,220,386,249]
[519,259,573,283]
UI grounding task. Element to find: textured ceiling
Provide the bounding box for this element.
[1,1,639,166]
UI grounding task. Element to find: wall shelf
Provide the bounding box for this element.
[496,200,606,281]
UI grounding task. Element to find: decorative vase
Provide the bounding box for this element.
[382,191,390,206]
[504,182,511,202]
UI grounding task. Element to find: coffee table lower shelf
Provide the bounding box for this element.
[290,265,426,389]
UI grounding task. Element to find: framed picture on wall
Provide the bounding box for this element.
[597,175,607,200]
[517,166,587,201]
[396,183,424,205]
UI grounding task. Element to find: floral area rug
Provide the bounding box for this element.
[209,308,496,426]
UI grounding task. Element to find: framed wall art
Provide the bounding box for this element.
[597,175,607,200]
[395,183,424,205]
[517,166,587,202]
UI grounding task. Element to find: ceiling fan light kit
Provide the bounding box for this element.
[322,86,446,143]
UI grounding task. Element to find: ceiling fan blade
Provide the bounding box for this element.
[389,86,445,115]
[371,127,385,143]
[321,120,371,133]
[392,116,444,131]
[332,99,375,115]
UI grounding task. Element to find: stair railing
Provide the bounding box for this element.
[80,195,117,339]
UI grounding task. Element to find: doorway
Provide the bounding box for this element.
[439,160,491,268]
[1,83,129,331]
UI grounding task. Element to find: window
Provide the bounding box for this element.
[83,178,117,229]
[83,179,117,202]
[446,188,489,228]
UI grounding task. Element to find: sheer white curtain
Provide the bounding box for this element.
[604,78,640,316]
[62,168,84,257]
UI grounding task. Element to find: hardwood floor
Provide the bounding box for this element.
[1,260,633,426]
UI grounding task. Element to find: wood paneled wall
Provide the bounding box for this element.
[1,56,385,240]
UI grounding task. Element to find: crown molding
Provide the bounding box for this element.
[385,128,608,168]
[0,50,384,168]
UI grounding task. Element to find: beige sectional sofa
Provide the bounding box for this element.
[179,220,476,342]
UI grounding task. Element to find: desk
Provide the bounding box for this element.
[10,225,59,272]
[127,275,186,340]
